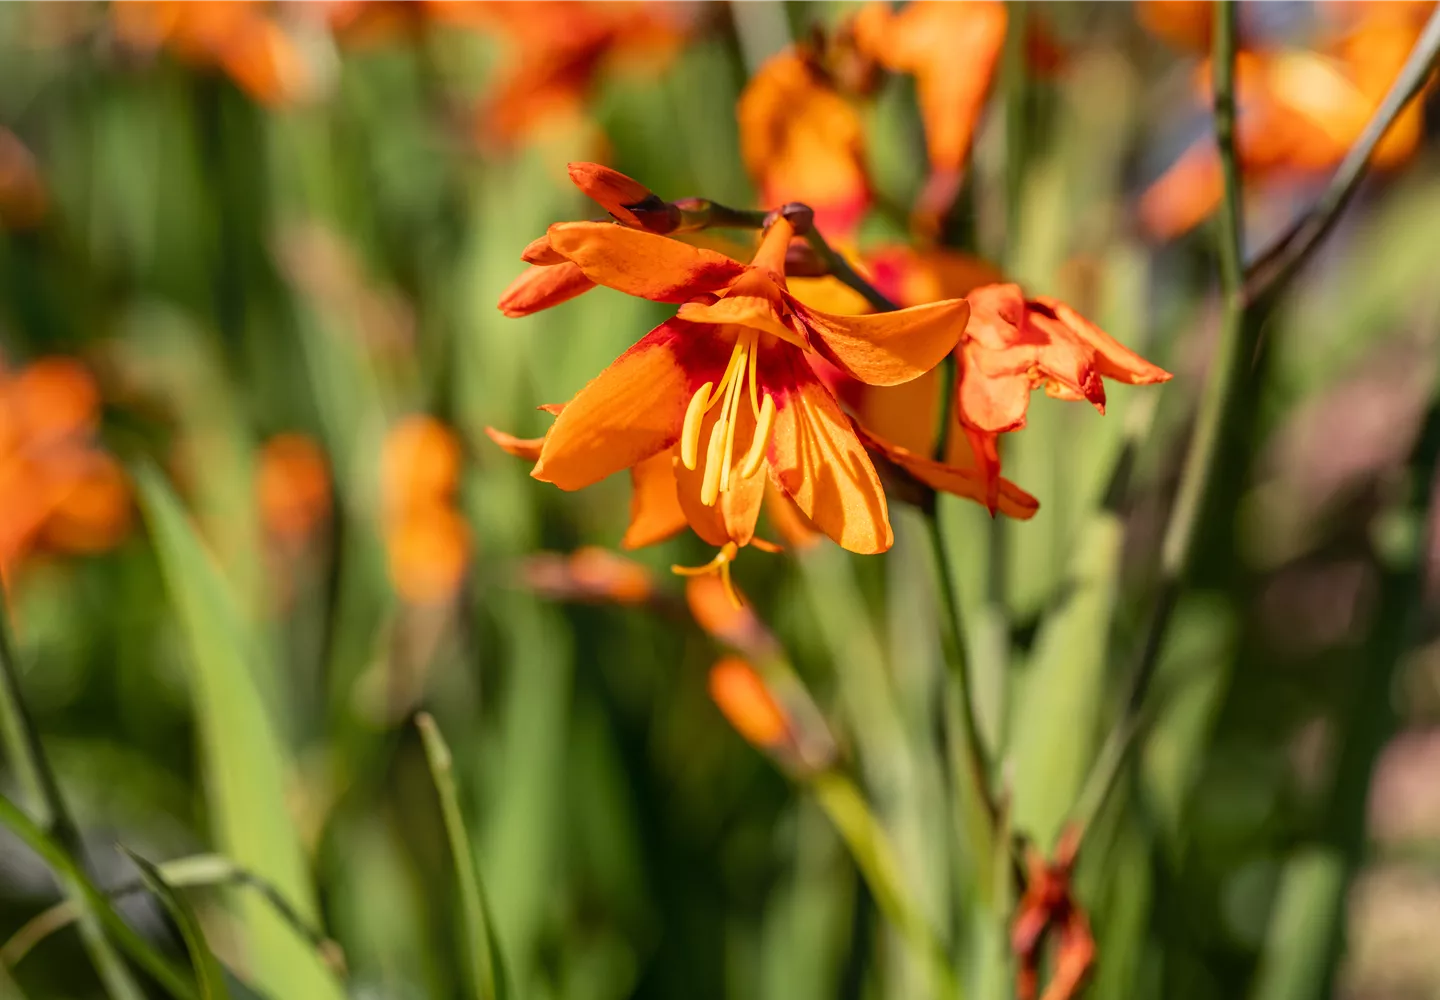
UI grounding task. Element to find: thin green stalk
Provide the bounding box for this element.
[1119,0,1248,730]
[2,854,343,973]
[0,793,197,1000]
[811,772,960,998]
[416,714,508,1000]
[0,603,147,1000]
[802,225,899,312]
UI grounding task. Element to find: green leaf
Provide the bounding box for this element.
[121,850,230,1000]
[135,464,344,1000]
[416,713,511,1000]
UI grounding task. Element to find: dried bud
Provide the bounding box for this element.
[568,161,681,234]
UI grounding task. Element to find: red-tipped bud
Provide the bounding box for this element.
[497,261,595,317]
[568,161,681,234]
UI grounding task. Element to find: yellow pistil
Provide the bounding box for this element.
[676,330,779,506]
[671,542,742,608]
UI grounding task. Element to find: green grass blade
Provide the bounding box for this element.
[134,463,344,1000]
[121,850,230,1000]
[416,713,510,1000]
[0,792,196,1000]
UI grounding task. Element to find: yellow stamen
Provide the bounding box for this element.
[700,419,725,506]
[680,381,712,471]
[747,334,760,420]
[719,342,747,493]
[706,337,747,415]
[739,393,776,478]
[671,542,742,608]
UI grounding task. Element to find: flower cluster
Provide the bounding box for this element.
[0,357,131,588]
[1140,0,1435,239]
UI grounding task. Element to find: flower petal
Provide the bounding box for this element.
[856,423,1038,520]
[1035,297,1173,386]
[485,426,545,461]
[547,222,747,302]
[534,319,727,491]
[498,261,596,317]
[957,347,1032,435]
[789,293,968,386]
[622,450,688,549]
[765,347,892,553]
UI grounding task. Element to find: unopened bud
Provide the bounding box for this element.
[568,161,682,234]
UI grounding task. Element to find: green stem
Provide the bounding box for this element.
[802,227,899,312]
[1119,0,1248,734]
[0,605,147,1000]
[811,772,960,998]
[0,793,196,1000]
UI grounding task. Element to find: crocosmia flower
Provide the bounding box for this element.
[738,50,871,239]
[490,214,971,595]
[958,284,1173,498]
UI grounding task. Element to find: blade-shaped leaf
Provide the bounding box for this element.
[135,464,344,1000]
[121,851,229,1000]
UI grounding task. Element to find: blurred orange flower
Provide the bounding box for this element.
[852,0,1008,231]
[380,415,471,606]
[708,655,790,751]
[1012,828,1094,1000]
[489,214,970,597]
[0,358,131,586]
[112,0,317,105]
[0,128,48,230]
[257,433,331,546]
[737,50,871,239]
[1140,2,1436,239]
[1135,0,1212,52]
[463,1,689,147]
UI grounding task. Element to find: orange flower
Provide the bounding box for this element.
[499,163,684,318]
[380,415,471,605]
[257,433,331,545]
[853,0,1007,230]
[386,505,472,607]
[1135,0,1212,52]
[958,284,1172,500]
[1140,4,1436,239]
[462,2,689,147]
[708,655,790,751]
[1012,828,1095,1000]
[490,214,970,597]
[737,50,871,239]
[0,357,131,585]
[0,128,48,231]
[113,0,315,105]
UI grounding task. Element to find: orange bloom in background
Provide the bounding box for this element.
[257,433,331,546]
[112,0,319,106]
[737,50,871,239]
[1135,0,1212,52]
[489,213,971,598]
[500,162,683,318]
[0,358,131,587]
[708,655,790,751]
[0,128,48,231]
[852,0,1008,232]
[380,415,471,606]
[1140,2,1436,240]
[463,1,689,147]
[1012,828,1095,1000]
[521,545,656,606]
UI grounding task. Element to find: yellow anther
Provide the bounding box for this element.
[700,419,726,506]
[739,393,776,478]
[680,382,712,471]
[670,542,742,608]
[747,335,760,419]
